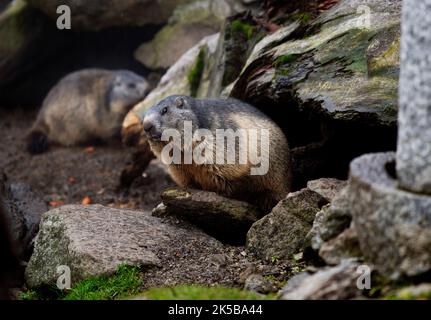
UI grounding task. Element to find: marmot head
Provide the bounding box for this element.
[141,95,199,142]
[108,70,150,117]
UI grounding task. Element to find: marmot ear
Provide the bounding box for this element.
[175,97,185,109]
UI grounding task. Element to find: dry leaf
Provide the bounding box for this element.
[85,146,95,154]
[82,196,92,205]
[49,201,64,207]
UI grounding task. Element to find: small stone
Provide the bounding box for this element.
[244,274,277,294]
[246,188,327,262]
[151,202,168,217]
[307,178,347,202]
[308,187,352,252]
[281,259,362,300]
[318,227,362,265]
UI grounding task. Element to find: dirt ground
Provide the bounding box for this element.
[0,107,297,291]
[0,108,174,211]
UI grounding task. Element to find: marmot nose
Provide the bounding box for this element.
[143,121,153,133]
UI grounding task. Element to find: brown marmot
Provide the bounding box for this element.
[27,69,150,154]
[142,95,291,212]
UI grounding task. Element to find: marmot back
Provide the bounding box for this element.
[27,69,150,154]
[142,95,292,212]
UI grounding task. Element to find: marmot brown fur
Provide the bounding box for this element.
[142,95,291,212]
[27,69,150,154]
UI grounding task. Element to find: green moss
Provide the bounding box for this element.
[21,265,142,301]
[162,188,191,199]
[292,12,313,24]
[137,285,275,300]
[273,54,300,68]
[231,19,254,40]
[187,47,206,97]
[313,28,378,75]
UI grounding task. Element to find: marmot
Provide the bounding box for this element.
[27,69,150,154]
[142,95,291,212]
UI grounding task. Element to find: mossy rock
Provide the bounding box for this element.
[134,0,243,69]
[232,0,401,127]
[0,0,53,86]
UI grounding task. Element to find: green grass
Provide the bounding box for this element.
[187,47,206,97]
[63,265,142,300]
[231,19,254,40]
[20,265,142,301]
[136,285,276,300]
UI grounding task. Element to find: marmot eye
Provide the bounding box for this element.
[127,83,136,89]
[161,107,168,115]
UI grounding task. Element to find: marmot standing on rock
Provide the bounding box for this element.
[27,69,150,154]
[142,95,291,212]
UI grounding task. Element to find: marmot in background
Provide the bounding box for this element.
[142,95,291,212]
[27,69,150,154]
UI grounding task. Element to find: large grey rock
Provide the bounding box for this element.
[396,0,431,193]
[26,0,192,31]
[349,152,431,278]
[280,259,362,300]
[25,204,224,288]
[246,188,328,261]
[232,0,400,127]
[135,0,248,69]
[160,188,262,244]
